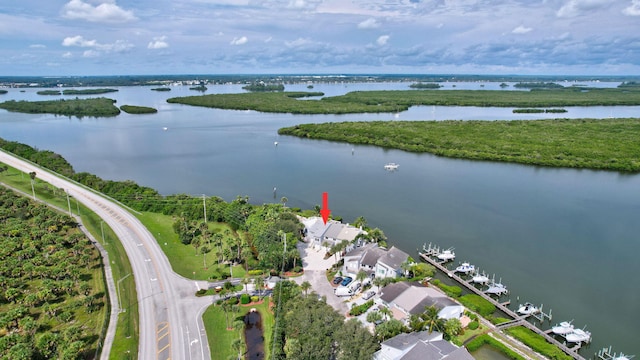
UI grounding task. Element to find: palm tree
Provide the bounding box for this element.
[281,196,288,208]
[353,216,367,229]
[421,305,444,333]
[379,306,391,321]
[300,281,311,296]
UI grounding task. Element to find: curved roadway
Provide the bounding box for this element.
[0,150,213,360]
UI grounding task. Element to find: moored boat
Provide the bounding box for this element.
[551,321,574,335]
[384,162,399,171]
[565,328,592,343]
[517,302,540,316]
[454,262,475,274]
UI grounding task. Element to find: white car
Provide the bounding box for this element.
[362,290,375,300]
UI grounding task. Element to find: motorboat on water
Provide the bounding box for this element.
[454,262,475,274]
[517,302,540,316]
[551,321,574,335]
[472,270,489,284]
[384,162,399,171]
[565,328,592,343]
[484,280,508,296]
[437,249,456,262]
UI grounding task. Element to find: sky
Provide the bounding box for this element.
[1,0,639,76]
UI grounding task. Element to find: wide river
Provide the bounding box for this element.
[1,81,638,355]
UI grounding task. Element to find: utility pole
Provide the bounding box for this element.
[117,273,131,313]
[66,190,72,215]
[101,221,106,245]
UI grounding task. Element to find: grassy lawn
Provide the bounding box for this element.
[203,300,274,360]
[136,211,247,280]
[0,164,139,359]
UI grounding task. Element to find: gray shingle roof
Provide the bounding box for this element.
[378,246,410,270]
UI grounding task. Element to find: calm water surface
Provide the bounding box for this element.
[0,83,638,355]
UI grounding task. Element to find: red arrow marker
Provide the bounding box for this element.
[320,192,331,224]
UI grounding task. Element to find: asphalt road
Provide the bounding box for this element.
[0,150,214,360]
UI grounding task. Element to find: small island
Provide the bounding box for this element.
[409,82,442,89]
[120,105,158,114]
[151,87,171,92]
[0,97,121,117]
[242,83,285,92]
[513,108,567,113]
[0,89,8,94]
[37,90,62,95]
[62,88,118,95]
[279,118,640,172]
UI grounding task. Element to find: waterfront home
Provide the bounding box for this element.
[342,244,411,279]
[379,282,465,321]
[373,330,473,360]
[301,216,366,250]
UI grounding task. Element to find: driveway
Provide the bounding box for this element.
[292,239,349,315]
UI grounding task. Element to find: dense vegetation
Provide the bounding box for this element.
[278,118,640,172]
[242,83,285,92]
[0,90,8,95]
[513,108,567,113]
[0,98,120,117]
[167,87,640,114]
[505,327,572,360]
[0,139,75,177]
[0,187,106,359]
[37,90,62,96]
[513,82,564,89]
[270,281,378,360]
[119,105,157,114]
[150,87,171,92]
[409,82,441,89]
[62,89,118,95]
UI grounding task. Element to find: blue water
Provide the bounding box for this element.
[1,82,638,355]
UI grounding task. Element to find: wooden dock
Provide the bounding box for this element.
[418,251,585,360]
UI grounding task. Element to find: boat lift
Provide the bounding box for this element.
[597,346,635,360]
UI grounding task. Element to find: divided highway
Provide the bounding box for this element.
[0,150,213,360]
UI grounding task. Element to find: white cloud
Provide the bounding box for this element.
[512,25,532,34]
[62,52,73,58]
[29,44,47,49]
[62,35,133,54]
[557,0,609,18]
[377,35,390,46]
[230,36,248,45]
[63,35,97,47]
[623,0,640,15]
[358,18,380,29]
[285,38,310,47]
[62,0,137,23]
[83,49,100,57]
[148,36,169,49]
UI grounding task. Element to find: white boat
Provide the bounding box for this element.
[472,270,489,284]
[517,302,540,316]
[565,328,592,343]
[437,249,455,262]
[551,321,574,335]
[384,162,399,171]
[484,279,508,296]
[455,262,475,274]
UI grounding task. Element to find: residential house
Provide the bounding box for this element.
[301,216,366,250]
[374,330,474,360]
[375,246,410,279]
[342,244,410,279]
[379,282,465,321]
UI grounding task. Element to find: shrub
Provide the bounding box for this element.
[292,266,302,273]
[468,321,479,330]
[227,297,239,305]
[240,293,251,304]
[349,300,374,316]
[251,296,259,303]
[196,289,207,296]
[248,269,264,276]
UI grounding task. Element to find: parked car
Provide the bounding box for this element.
[362,290,375,300]
[340,276,353,286]
[332,276,343,285]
